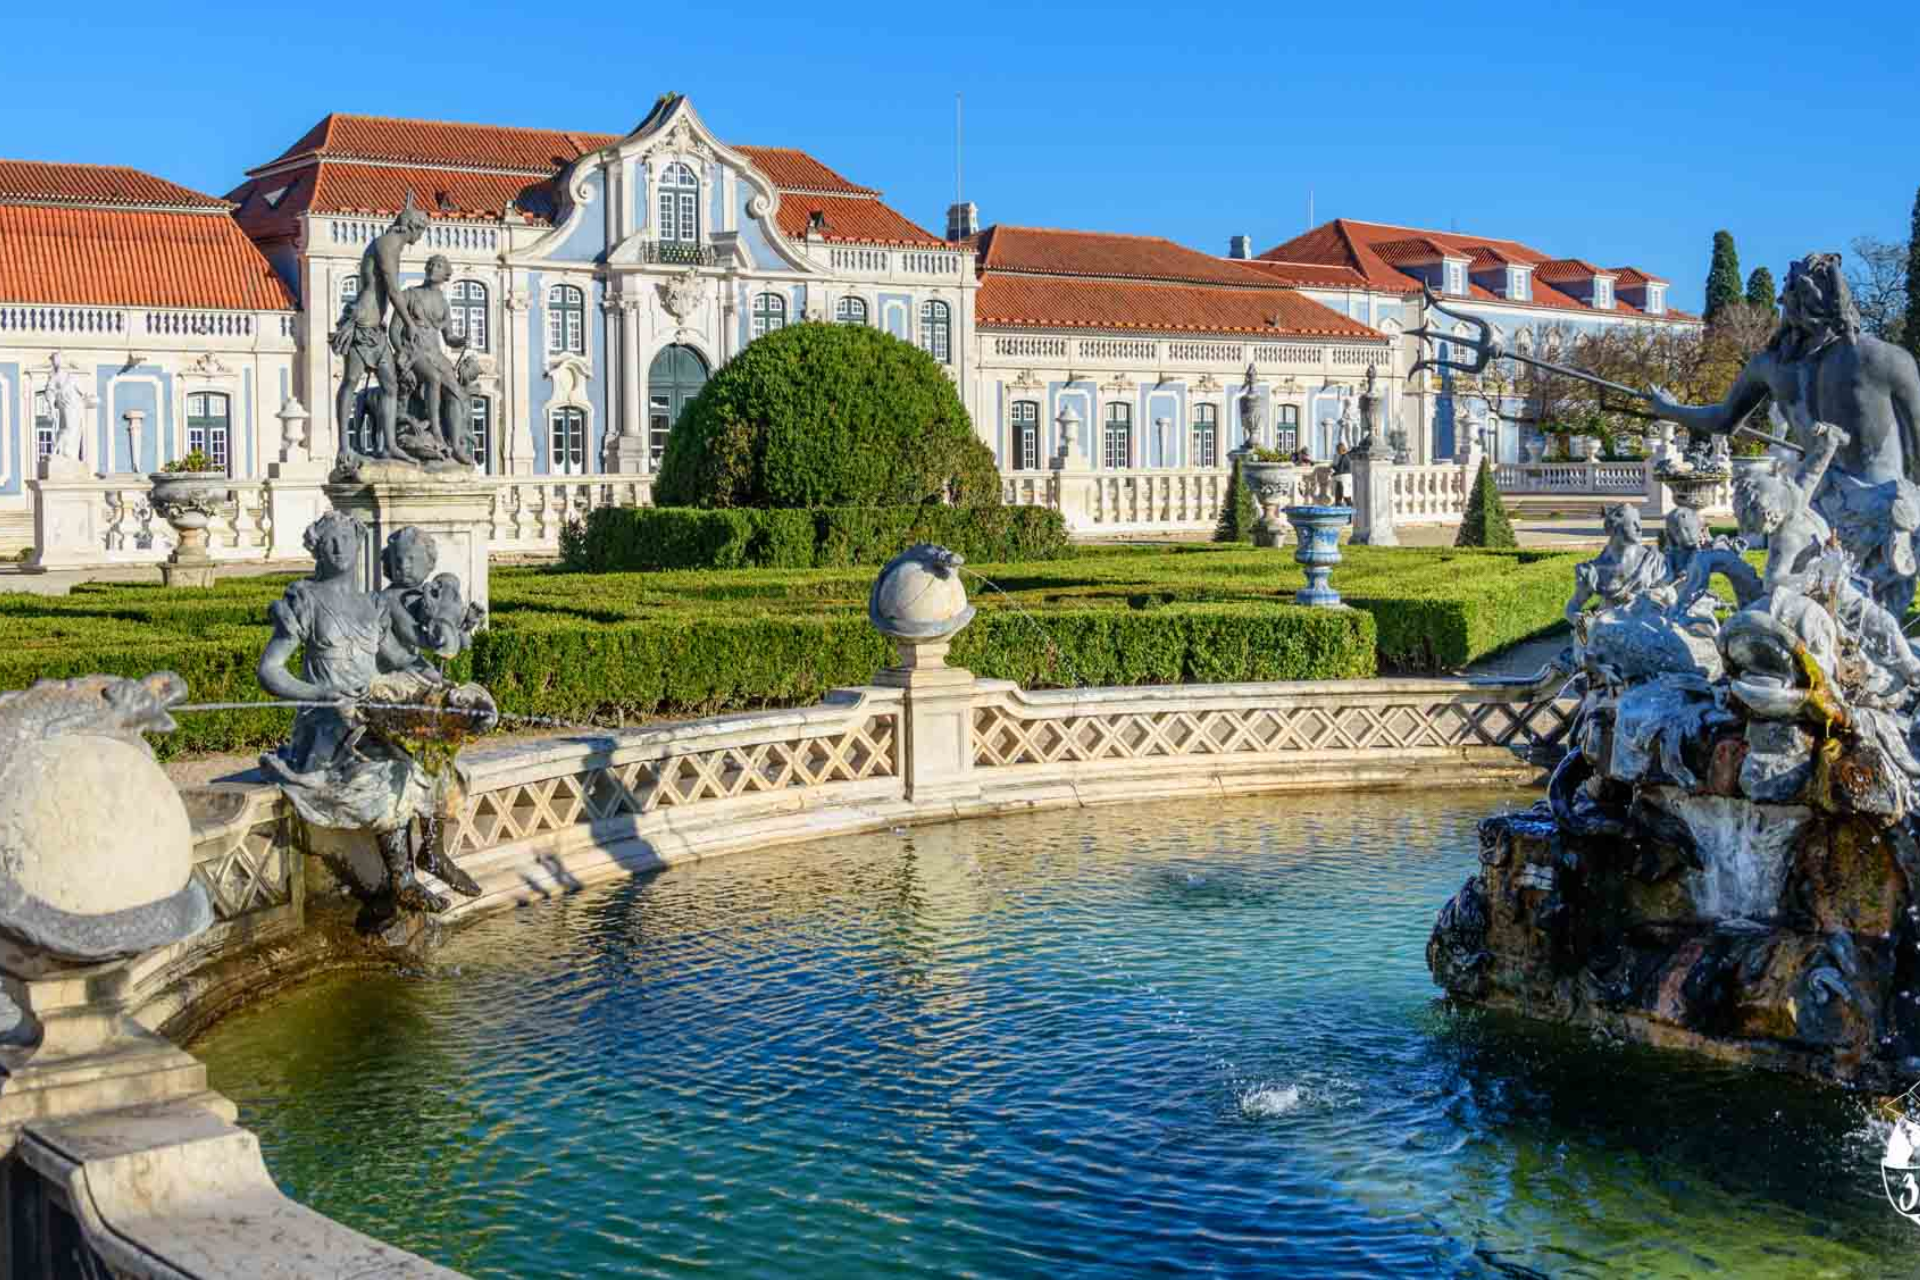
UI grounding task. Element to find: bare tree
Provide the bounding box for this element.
[1847,235,1908,344]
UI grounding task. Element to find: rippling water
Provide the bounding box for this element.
[195,790,1920,1278]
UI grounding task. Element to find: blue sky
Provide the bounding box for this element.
[3,0,1913,312]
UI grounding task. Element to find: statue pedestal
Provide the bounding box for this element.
[1349,450,1399,547]
[25,461,107,574]
[874,641,980,805]
[265,459,333,561]
[606,433,650,476]
[326,467,493,612]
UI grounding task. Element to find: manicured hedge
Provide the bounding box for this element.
[575,505,1071,572]
[653,323,1000,508]
[0,544,1582,757]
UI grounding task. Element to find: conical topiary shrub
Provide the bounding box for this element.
[1213,455,1262,544]
[1454,457,1517,548]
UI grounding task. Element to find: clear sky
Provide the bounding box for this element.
[4,0,1913,313]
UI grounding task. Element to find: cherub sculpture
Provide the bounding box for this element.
[257,513,493,916]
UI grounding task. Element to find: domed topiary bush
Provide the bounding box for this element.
[654,323,1000,508]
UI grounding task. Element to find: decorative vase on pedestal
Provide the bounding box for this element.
[1283,504,1354,607]
[146,472,227,588]
[1239,458,1297,549]
[1653,452,1732,514]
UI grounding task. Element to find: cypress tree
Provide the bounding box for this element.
[1905,186,1920,365]
[1745,266,1777,318]
[1212,455,1262,544]
[1705,230,1743,324]
[1454,457,1517,548]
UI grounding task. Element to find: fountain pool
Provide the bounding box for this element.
[194,789,1916,1277]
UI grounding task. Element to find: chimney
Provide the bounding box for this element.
[945,200,979,242]
[1228,234,1253,259]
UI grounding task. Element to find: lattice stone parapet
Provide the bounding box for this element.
[447,703,901,856]
[969,681,1574,768]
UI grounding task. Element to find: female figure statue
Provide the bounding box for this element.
[1564,503,1669,635]
[257,513,487,913]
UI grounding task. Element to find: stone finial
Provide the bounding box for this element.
[276,396,311,462]
[869,544,975,649]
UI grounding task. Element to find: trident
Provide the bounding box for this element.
[1404,284,1804,455]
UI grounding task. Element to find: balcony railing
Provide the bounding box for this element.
[639,240,718,267]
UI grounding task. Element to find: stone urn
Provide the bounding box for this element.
[1283,504,1354,607]
[1654,451,1733,513]
[147,470,228,588]
[869,543,976,671]
[1239,457,1298,549]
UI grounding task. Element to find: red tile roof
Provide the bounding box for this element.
[0,204,295,310]
[771,193,944,247]
[1257,218,1694,322]
[1533,257,1611,282]
[975,225,1282,287]
[1372,235,1466,265]
[734,146,877,196]
[236,112,929,248]
[1611,266,1669,286]
[257,112,618,174]
[1232,259,1374,289]
[0,160,230,210]
[976,274,1384,339]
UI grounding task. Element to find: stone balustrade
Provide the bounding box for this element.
[1494,460,1650,496]
[985,334,1391,375]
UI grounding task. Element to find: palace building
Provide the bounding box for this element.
[0,92,1701,550]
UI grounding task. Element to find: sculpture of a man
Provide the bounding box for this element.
[331,196,430,465]
[1650,253,1920,607]
[392,254,472,464]
[45,352,87,461]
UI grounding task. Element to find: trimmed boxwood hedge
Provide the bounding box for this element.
[575,505,1071,571]
[0,544,1589,757]
[653,323,1001,508]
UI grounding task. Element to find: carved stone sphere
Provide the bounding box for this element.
[868,543,976,642]
[0,734,210,966]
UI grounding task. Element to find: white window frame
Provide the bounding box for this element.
[1594,278,1613,309]
[549,405,587,475]
[1509,268,1530,301]
[835,296,868,325]
[547,284,585,355]
[32,391,54,460]
[1276,404,1300,455]
[1192,403,1218,468]
[450,280,489,351]
[658,161,701,245]
[185,391,231,474]
[1103,402,1132,470]
[1012,400,1040,470]
[751,292,786,339]
[470,395,493,473]
[918,299,952,364]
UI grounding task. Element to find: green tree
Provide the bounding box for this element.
[1745,266,1777,318]
[654,323,999,508]
[1704,230,1743,324]
[1454,458,1516,548]
[1212,455,1261,544]
[1905,186,1920,365]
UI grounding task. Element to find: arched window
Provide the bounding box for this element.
[450,280,488,351]
[648,344,709,463]
[1192,403,1218,469]
[751,292,786,339]
[1011,400,1040,471]
[549,406,587,475]
[658,161,700,248]
[186,391,231,473]
[1103,402,1132,469]
[918,299,951,364]
[547,284,585,355]
[1277,404,1301,455]
[835,296,868,326]
[31,392,53,461]
[470,396,493,473]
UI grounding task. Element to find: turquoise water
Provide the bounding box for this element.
[195,790,1920,1277]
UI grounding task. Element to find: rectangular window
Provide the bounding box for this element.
[32,393,54,460]
[1103,404,1132,470]
[550,407,587,475]
[1510,269,1529,301]
[186,391,230,474]
[1277,404,1300,456]
[1012,401,1039,470]
[470,397,493,473]
[649,394,673,464]
[547,309,563,353]
[677,192,697,243]
[1193,404,1218,468]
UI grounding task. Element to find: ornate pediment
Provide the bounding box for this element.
[1008,368,1040,391]
[186,352,230,377]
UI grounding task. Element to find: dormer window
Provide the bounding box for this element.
[1593,277,1614,310]
[1444,260,1466,295]
[1509,268,1530,301]
[1647,285,1665,315]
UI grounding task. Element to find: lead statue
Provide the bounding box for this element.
[331,194,430,468]
[1650,252,1920,612]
